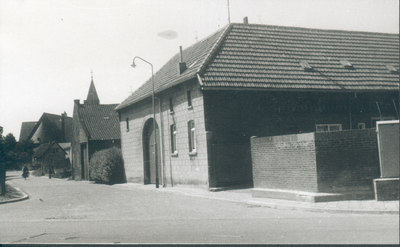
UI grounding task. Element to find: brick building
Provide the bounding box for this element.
[116,21,399,189]
[71,77,121,180]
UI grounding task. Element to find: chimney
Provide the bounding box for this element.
[243,17,248,24]
[178,46,187,75]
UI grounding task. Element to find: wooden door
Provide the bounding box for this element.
[144,121,161,184]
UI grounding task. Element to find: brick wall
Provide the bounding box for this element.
[119,79,209,187]
[251,129,380,193]
[251,133,318,192]
[315,129,380,193]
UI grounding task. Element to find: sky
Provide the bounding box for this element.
[0,0,399,140]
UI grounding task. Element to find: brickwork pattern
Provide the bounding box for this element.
[251,129,380,194]
[120,79,209,186]
[315,129,380,193]
[251,133,319,192]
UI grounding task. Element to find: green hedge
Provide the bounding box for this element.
[89,147,126,184]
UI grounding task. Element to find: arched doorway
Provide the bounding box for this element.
[142,118,161,184]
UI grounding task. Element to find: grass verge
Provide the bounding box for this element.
[0,184,24,202]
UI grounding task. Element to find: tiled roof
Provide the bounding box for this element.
[19,122,37,142]
[115,25,230,110]
[33,142,67,158]
[33,142,52,158]
[27,113,73,143]
[201,24,399,91]
[78,104,120,140]
[116,23,399,110]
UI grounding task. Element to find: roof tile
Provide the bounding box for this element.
[116,23,399,110]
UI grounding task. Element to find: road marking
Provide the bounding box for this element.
[13,233,46,243]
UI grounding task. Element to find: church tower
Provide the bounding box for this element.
[84,71,100,105]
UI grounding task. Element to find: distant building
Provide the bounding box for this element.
[18,122,37,142]
[24,112,72,145]
[32,141,69,175]
[71,77,121,180]
[116,21,399,189]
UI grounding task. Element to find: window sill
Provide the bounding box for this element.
[189,150,197,156]
[169,111,174,115]
[126,129,129,132]
[171,152,178,157]
[187,106,193,110]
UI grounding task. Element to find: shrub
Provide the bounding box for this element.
[89,147,126,184]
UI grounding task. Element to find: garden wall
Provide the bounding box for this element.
[251,129,380,194]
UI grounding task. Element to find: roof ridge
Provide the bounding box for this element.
[197,24,233,75]
[231,22,400,36]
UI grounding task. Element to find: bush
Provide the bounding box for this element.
[89,147,126,184]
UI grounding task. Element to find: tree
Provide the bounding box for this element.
[3,133,18,170]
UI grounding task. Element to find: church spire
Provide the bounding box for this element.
[84,70,100,105]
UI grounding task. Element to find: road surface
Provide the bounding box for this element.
[1,171,398,244]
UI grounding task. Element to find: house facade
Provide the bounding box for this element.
[116,21,399,189]
[71,78,121,180]
[32,141,69,174]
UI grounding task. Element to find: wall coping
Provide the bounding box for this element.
[251,132,315,144]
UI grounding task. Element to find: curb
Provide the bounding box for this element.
[117,184,399,215]
[0,181,29,204]
[246,200,399,215]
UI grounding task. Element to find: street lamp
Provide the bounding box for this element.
[131,56,159,188]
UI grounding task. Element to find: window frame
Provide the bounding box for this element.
[315,124,342,132]
[126,117,129,132]
[187,90,192,108]
[170,124,177,155]
[371,117,395,128]
[169,97,174,113]
[188,120,196,154]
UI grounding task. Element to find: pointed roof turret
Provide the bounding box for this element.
[85,72,100,105]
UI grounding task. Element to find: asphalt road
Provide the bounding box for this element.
[1,171,399,244]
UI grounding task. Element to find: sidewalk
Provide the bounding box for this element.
[3,179,399,215]
[116,183,399,215]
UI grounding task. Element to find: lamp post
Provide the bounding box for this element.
[131,56,159,188]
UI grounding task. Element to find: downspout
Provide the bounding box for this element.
[393,99,399,119]
[376,102,383,121]
[166,99,173,187]
[155,97,165,187]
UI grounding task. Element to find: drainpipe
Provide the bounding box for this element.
[166,101,174,187]
[155,97,165,187]
[376,102,383,121]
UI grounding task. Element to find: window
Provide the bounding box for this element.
[169,97,174,113]
[340,59,353,68]
[126,117,129,132]
[187,90,192,108]
[52,148,58,153]
[358,123,365,129]
[385,64,398,73]
[170,124,177,154]
[300,61,313,71]
[371,117,395,128]
[316,124,342,132]
[188,120,196,153]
